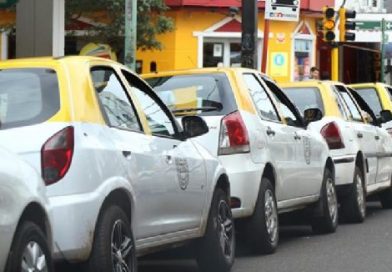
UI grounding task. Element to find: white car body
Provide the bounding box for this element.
[145,68,333,219]
[282,81,392,201]
[0,147,51,271]
[0,57,231,268]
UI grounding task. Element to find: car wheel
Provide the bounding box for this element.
[379,179,392,209]
[312,168,338,234]
[341,166,366,223]
[245,178,279,254]
[6,221,53,272]
[197,188,235,272]
[88,205,137,272]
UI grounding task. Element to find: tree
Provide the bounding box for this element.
[65,0,174,52]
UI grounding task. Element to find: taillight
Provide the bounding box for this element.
[320,122,345,149]
[41,126,74,185]
[218,111,250,155]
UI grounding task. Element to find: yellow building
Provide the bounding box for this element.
[0,1,333,83]
[137,1,332,83]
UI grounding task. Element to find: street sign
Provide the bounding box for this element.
[355,20,392,31]
[0,0,18,8]
[265,0,300,22]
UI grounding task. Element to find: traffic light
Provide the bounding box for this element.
[322,7,336,42]
[339,7,356,42]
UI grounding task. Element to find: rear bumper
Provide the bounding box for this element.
[49,191,101,262]
[219,153,263,219]
[333,155,355,187]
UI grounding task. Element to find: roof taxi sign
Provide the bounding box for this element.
[265,0,301,22]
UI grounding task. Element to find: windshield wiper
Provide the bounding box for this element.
[172,106,221,113]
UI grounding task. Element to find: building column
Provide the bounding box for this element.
[16,0,64,58]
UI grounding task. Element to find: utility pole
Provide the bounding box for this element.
[381,18,386,83]
[241,0,258,69]
[125,0,137,70]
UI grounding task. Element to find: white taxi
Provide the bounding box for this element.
[144,68,337,254]
[282,81,392,223]
[0,57,234,272]
[0,147,53,272]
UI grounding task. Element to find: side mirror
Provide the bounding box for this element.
[182,116,209,138]
[303,108,323,125]
[380,110,392,123]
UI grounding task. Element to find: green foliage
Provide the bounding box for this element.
[66,0,174,52]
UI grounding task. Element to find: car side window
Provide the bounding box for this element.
[261,77,302,127]
[335,86,363,122]
[243,74,281,122]
[91,67,142,131]
[331,86,350,120]
[121,71,177,138]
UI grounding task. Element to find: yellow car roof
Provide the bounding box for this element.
[280,80,346,118]
[142,67,266,78]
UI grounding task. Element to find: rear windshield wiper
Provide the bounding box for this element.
[172,106,221,114]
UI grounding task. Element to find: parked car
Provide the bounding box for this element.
[144,68,337,254]
[0,147,53,272]
[281,81,392,223]
[0,56,234,272]
[350,82,392,132]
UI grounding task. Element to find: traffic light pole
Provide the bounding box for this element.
[241,0,258,69]
[331,46,339,81]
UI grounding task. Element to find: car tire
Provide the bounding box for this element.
[311,168,338,234]
[341,166,366,223]
[379,181,392,209]
[245,178,279,254]
[6,221,53,272]
[197,188,235,272]
[88,205,137,272]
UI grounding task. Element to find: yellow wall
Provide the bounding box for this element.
[137,8,318,83]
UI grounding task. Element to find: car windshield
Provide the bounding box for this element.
[145,73,237,117]
[0,68,60,129]
[354,87,383,117]
[281,86,324,117]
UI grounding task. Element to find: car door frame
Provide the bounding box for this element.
[119,67,209,232]
[261,75,325,198]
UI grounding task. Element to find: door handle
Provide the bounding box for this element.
[375,135,380,140]
[122,150,132,159]
[294,134,301,140]
[357,132,363,139]
[266,127,276,136]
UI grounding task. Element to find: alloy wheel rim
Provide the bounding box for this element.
[264,189,278,243]
[21,241,48,272]
[217,200,234,259]
[111,220,134,272]
[326,178,338,224]
[356,174,365,217]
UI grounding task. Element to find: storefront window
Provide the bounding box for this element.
[294,39,312,81]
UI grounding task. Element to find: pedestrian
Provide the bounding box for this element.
[309,66,320,80]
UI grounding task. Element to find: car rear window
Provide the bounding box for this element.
[145,73,237,116]
[281,87,324,116]
[0,68,60,129]
[354,87,382,117]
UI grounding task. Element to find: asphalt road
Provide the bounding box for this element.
[57,202,392,272]
[138,202,392,272]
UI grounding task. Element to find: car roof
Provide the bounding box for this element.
[349,82,392,89]
[280,80,344,88]
[142,67,266,78]
[0,55,120,68]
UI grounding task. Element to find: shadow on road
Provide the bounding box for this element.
[56,202,387,272]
